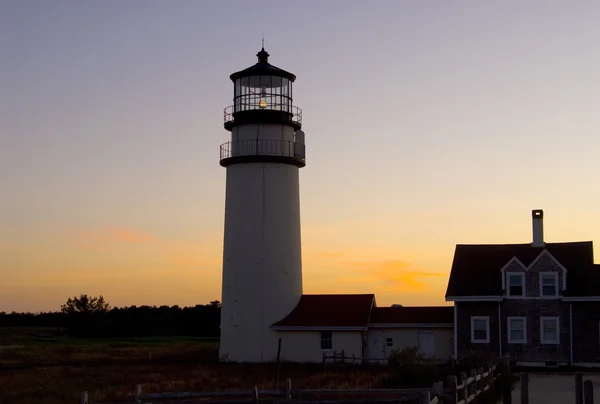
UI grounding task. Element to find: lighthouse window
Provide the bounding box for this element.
[233,75,293,114]
[320,331,333,350]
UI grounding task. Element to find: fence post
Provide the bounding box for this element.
[576,372,584,404]
[285,378,292,400]
[273,337,282,390]
[421,390,431,404]
[520,373,529,404]
[460,372,468,403]
[476,367,483,403]
[470,369,477,402]
[445,375,458,404]
[135,384,141,404]
[502,372,512,404]
[80,391,88,404]
[584,380,594,404]
[480,367,485,395]
[254,385,259,404]
[433,381,444,401]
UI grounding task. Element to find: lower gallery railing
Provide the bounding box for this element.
[220,139,305,161]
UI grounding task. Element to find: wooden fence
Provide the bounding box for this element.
[82,365,498,404]
[321,351,452,367]
[503,372,596,404]
[322,350,388,366]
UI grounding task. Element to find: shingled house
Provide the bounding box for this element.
[270,294,454,363]
[446,210,600,367]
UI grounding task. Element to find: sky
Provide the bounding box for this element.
[2,0,600,313]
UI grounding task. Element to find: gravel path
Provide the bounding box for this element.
[510,373,600,404]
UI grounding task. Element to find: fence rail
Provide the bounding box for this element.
[322,350,388,366]
[321,351,451,367]
[83,365,500,404]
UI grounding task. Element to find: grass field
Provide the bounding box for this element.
[0,328,389,404]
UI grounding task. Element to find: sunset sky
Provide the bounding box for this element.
[3,1,600,313]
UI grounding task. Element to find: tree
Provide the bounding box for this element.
[61,294,111,314]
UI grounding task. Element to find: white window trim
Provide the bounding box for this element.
[499,251,568,292]
[471,316,490,343]
[540,316,560,344]
[539,272,559,297]
[507,316,527,344]
[507,272,526,297]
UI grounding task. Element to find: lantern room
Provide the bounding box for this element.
[224,48,302,131]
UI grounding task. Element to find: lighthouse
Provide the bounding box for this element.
[219,47,305,362]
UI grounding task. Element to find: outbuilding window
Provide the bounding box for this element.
[320,331,332,350]
[386,337,393,347]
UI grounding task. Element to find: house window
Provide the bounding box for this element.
[540,317,560,344]
[320,331,332,350]
[507,273,525,296]
[507,317,527,344]
[471,316,490,343]
[540,272,559,297]
[386,337,393,347]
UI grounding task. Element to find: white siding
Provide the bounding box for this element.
[276,331,363,363]
[366,328,453,362]
[220,122,303,363]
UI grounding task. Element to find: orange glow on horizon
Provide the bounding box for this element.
[1,221,456,313]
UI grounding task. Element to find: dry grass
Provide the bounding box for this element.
[0,342,390,404]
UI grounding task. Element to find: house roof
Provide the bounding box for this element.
[270,294,375,329]
[571,264,600,296]
[369,306,453,324]
[445,241,597,297]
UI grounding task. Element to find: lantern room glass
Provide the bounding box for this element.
[234,75,292,113]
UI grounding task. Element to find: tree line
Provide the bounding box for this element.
[0,294,221,338]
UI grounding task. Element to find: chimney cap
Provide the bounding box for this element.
[532,209,544,218]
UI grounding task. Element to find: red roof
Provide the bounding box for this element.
[369,306,453,324]
[271,294,375,329]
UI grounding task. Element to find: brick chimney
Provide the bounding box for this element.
[532,209,544,247]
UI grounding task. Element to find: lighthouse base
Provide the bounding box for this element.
[219,162,303,363]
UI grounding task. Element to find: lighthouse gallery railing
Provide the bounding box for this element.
[220,139,306,162]
[223,105,302,127]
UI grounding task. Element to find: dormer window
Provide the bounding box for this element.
[507,273,525,296]
[540,272,559,297]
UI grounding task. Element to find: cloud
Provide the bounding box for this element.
[311,252,346,259]
[337,259,447,293]
[169,255,221,269]
[77,227,159,244]
[65,225,223,271]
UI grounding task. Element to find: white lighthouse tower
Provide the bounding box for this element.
[219,47,305,362]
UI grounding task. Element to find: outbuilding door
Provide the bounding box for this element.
[418,331,435,358]
[366,330,386,360]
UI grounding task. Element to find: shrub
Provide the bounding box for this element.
[383,346,438,388]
